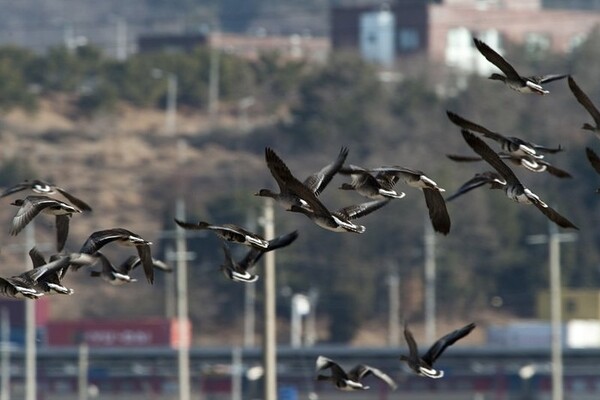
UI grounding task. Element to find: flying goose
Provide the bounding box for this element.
[400,322,476,378]
[10,195,82,252]
[0,255,73,299]
[315,356,397,391]
[338,164,406,199]
[366,166,451,235]
[256,147,349,210]
[585,147,600,193]
[126,256,172,273]
[446,171,507,202]
[174,220,269,249]
[289,198,391,234]
[220,230,298,282]
[90,252,140,285]
[446,153,571,178]
[28,247,79,295]
[257,147,388,232]
[460,129,578,229]
[78,228,155,284]
[1,179,92,211]
[473,37,566,95]
[447,111,562,159]
[568,75,600,136]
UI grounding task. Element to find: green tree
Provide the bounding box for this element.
[0,46,37,111]
[285,53,385,152]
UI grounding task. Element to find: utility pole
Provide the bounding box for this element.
[261,199,277,400]
[387,267,400,346]
[1,308,9,400]
[208,34,221,125]
[24,223,36,400]
[424,218,436,345]
[238,96,255,133]
[150,69,178,136]
[0,224,51,400]
[231,347,242,400]
[244,212,258,348]
[175,199,191,400]
[78,343,89,400]
[305,288,319,347]
[165,244,176,318]
[244,282,256,348]
[115,17,128,61]
[166,73,178,136]
[527,222,577,400]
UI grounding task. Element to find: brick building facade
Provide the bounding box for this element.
[331,0,600,69]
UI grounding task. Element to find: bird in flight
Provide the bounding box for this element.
[256,146,348,211]
[1,179,92,211]
[568,75,600,137]
[220,230,298,282]
[460,129,578,229]
[447,111,563,159]
[400,322,476,378]
[315,355,397,391]
[473,37,566,94]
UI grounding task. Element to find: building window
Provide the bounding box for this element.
[525,32,551,55]
[565,298,577,315]
[445,27,473,70]
[569,33,587,52]
[570,378,587,393]
[398,28,420,51]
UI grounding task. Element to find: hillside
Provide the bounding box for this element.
[2,33,600,347]
[0,97,259,327]
[0,95,492,346]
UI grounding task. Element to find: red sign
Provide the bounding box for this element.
[46,318,191,348]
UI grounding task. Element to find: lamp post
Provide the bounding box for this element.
[387,267,400,346]
[519,364,537,400]
[261,199,277,400]
[24,224,36,400]
[78,343,89,400]
[305,288,319,347]
[161,200,204,400]
[424,217,436,345]
[175,199,191,400]
[0,224,52,400]
[527,222,577,400]
[290,294,310,348]
[1,308,9,400]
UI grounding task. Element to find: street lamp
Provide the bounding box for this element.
[527,221,577,400]
[290,294,311,348]
[1,308,9,400]
[424,216,436,345]
[260,198,277,400]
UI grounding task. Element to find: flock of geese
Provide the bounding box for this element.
[1,35,599,391]
[0,180,168,296]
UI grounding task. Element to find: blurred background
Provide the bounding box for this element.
[0,0,600,399]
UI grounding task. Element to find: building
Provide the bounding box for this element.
[137,31,330,63]
[137,33,208,53]
[331,0,600,71]
[537,288,600,320]
[208,33,330,63]
[543,0,600,10]
[331,3,427,58]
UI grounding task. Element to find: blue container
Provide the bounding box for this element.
[278,386,298,400]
